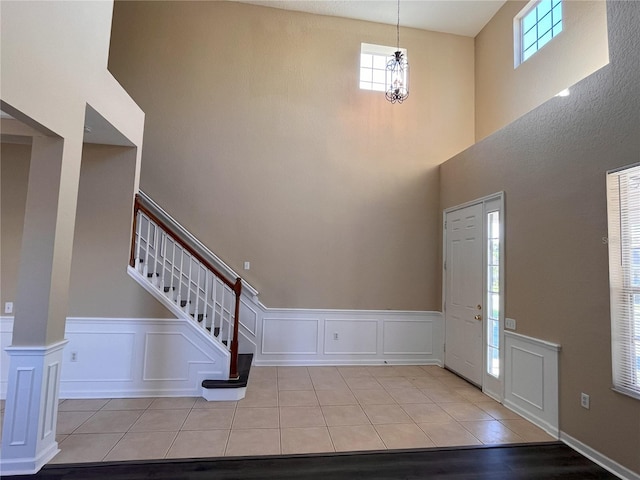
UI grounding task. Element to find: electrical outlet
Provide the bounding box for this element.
[4,302,13,314]
[243,261,250,270]
[580,392,590,409]
[71,352,78,362]
[505,318,516,330]
[333,332,339,340]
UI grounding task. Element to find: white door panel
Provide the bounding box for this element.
[445,203,483,385]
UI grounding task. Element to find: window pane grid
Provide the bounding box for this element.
[360,53,387,92]
[519,0,563,64]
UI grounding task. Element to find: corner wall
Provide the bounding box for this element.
[108,0,475,311]
[69,144,171,318]
[475,0,609,141]
[0,143,31,309]
[440,1,640,474]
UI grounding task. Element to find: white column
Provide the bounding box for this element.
[1,340,68,475]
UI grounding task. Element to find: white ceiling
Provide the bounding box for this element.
[234,0,506,37]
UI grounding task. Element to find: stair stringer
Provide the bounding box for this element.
[127,265,230,380]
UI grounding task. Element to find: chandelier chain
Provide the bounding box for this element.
[396,0,400,49]
[385,0,409,104]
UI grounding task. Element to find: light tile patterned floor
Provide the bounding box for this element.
[44,365,554,463]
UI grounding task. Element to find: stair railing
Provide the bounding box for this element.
[129,193,242,379]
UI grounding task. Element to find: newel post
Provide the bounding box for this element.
[129,194,140,267]
[229,277,243,380]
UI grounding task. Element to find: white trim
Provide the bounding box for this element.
[361,43,406,57]
[442,191,506,215]
[255,309,442,366]
[4,339,68,355]
[442,192,505,401]
[201,386,247,402]
[504,330,562,351]
[1,340,67,476]
[560,431,640,480]
[2,311,443,393]
[2,317,228,399]
[503,331,561,437]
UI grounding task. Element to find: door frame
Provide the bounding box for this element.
[442,192,505,401]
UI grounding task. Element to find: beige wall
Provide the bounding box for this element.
[108,1,475,310]
[440,1,640,473]
[1,0,145,344]
[0,141,168,320]
[68,144,171,318]
[0,143,31,309]
[475,0,609,141]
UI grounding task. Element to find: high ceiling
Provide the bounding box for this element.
[234,0,506,37]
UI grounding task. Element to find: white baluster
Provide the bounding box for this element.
[135,211,142,271]
[160,233,168,292]
[143,216,151,278]
[153,226,161,287]
[184,253,193,314]
[226,287,232,350]
[203,271,211,335]
[211,277,218,338]
[194,262,201,326]
[169,239,176,299]
[176,246,184,308]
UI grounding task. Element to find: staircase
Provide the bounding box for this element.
[127,192,253,400]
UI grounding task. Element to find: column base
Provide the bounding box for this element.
[0,340,67,476]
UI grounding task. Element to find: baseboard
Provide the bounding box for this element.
[0,441,60,476]
[560,431,640,480]
[502,398,559,438]
[253,359,443,367]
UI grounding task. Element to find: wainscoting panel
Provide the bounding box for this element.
[1,317,228,399]
[255,310,442,366]
[2,309,442,397]
[0,317,13,397]
[324,319,378,355]
[504,331,561,437]
[261,318,319,355]
[239,299,258,335]
[62,331,135,382]
[142,332,217,381]
[383,320,433,355]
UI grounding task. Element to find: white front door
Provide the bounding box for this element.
[444,203,484,385]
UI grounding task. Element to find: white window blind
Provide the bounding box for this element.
[607,164,640,400]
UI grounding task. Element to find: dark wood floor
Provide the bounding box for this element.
[5,442,620,479]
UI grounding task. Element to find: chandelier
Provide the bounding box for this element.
[385,0,409,104]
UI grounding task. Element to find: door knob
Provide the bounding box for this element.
[474,314,482,320]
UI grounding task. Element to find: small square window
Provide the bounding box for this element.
[514,0,563,67]
[360,43,407,93]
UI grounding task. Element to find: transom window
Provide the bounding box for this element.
[607,164,640,400]
[515,0,563,66]
[360,43,407,92]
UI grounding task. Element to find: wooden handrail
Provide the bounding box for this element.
[130,194,242,379]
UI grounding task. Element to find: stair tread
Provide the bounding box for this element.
[202,353,253,389]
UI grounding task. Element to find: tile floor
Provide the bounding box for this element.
[5,365,556,463]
